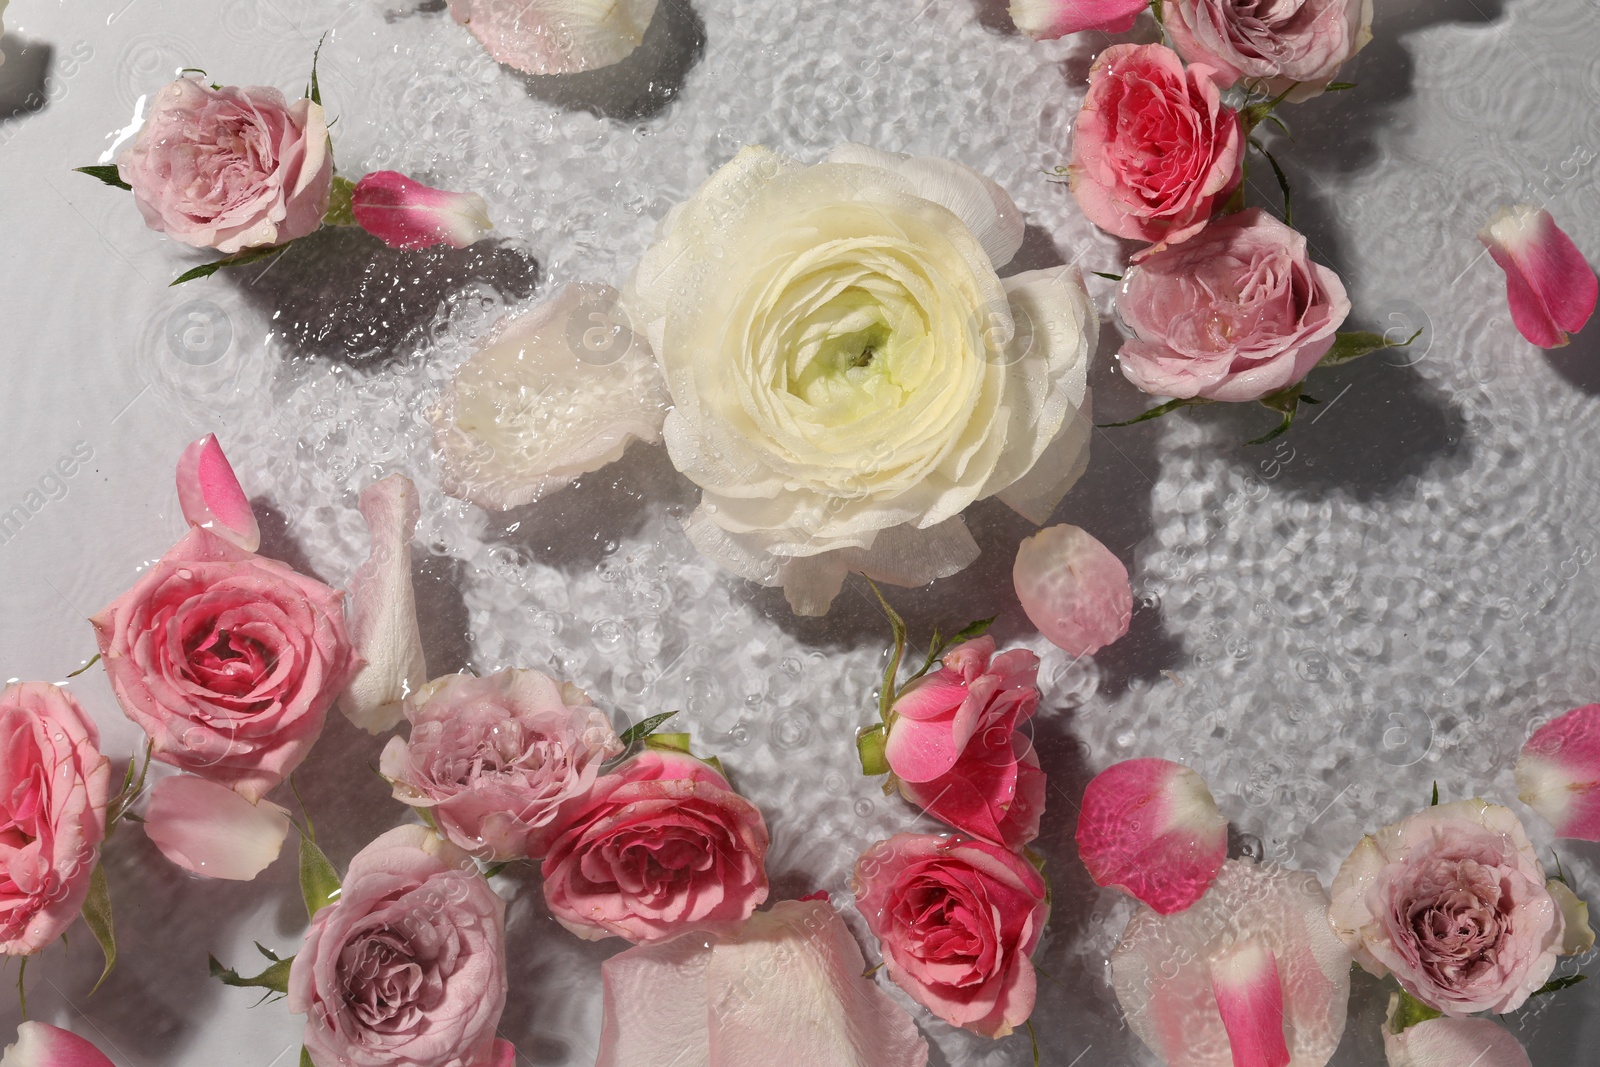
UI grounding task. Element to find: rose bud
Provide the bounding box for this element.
[1328,800,1564,1015]
[1076,757,1228,914]
[1478,204,1597,349]
[1013,524,1132,656]
[1008,0,1150,38]
[351,171,494,251]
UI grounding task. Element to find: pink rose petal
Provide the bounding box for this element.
[1014,524,1132,656]
[1209,938,1290,1067]
[1479,204,1598,349]
[485,1039,517,1067]
[351,171,494,251]
[175,434,260,552]
[1009,0,1148,37]
[1517,703,1600,839]
[450,0,659,75]
[0,1022,116,1067]
[1076,757,1227,914]
[1382,998,1531,1067]
[338,474,427,734]
[144,774,291,881]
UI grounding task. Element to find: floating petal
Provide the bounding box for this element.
[450,0,659,75]
[174,434,259,552]
[1076,757,1227,914]
[1381,995,1531,1067]
[338,474,427,734]
[144,774,291,881]
[1516,703,1600,839]
[1014,524,1132,656]
[1479,204,1598,349]
[1009,0,1149,38]
[351,171,493,250]
[0,1022,116,1067]
[1210,938,1291,1067]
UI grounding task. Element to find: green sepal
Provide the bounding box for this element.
[1248,136,1292,226]
[1388,989,1443,1035]
[1316,327,1423,368]
[865,579,907,724]
[300,832,342,919]
[1241,83,1298,134]
[82,864,116,993]
[1247,383,1311,445]
[1091,271,1123,282]
[324,175,357,226]
[171,244,286,287]
[1325,81,1357,92]
[1530,973,1587,998]
[1099,396,1212,428]
[209,952,293,996]
[857,725,889,776]
[621,712,679,746]
[1430,781,1439,806]
[74,166,131,191]
[644,732,693,755]
[700,754,728,779]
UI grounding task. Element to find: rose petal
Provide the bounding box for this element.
[0,1022,116,1067]
[1382,1000,1531,1067]
[1009,0,1148,38]
[1209,938,1290,1067]
[351,171,494,250]
[1479,205,1598,349]
[450,0,659,75]
[485,1039,517,1067]
[1547,879,1596,955]
[144,774,291,880]
[175,434,259,552]
[1517,703,1600,839]
[338,474,427,734]
[1014,524,1133,656]
[432,282,670,511]
[1076,757,1227,914]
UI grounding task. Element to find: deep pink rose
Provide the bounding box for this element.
[380,669,622,862]
[0,683,111,956]
[1166,0,1373,101]
[1069,44,1243,247]
[91,527,359,803]
[117,75,332,254]
[1116,208,1351,402]
[288,826,510,1067]
[541,748,770,944]
[1328,800,1564,1016]
[853,833,1048,1038]
[885,637,1044,848]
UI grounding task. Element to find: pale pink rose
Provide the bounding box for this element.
[352,171,494,251]
[380,669,622,862]
[1117,208,1351,402]
[1013,524,1132,656]
[541,748,770,944]
[1009,0,1149,38]
[91,527,360,803]
[853,833,1048,1039]
[143,774,291,881]
[595,898,929,1067]
[1077,757,1228,915]
[1516,702,1600,839]
[287,825,512,1067]
[175,434,259,552]
[884,637,1044,848]
[1069,44,1243,247]
[1328,800,1564,1016]
[117,75,332,254]
[1381,994,1531,1067]
[1166,0,1373,101]
[1,1022,116,1067]
[1479,204,1598,349]
[0,683,112,957]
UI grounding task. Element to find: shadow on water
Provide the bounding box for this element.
[1543,317,1600,394]
[0,38,51,121]
[228,226,539,368]
[514,0,706,122]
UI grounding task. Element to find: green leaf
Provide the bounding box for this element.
[1389,989,1443,1034]
[621,711,678,746]
[1430,781,1439,806]
[1091,271,1123,282]
[951,617,997,644]
[82,865,116,993]
[1264,113,1292,139]
[1316,327,1423,368]
[308,33,328,107]
[1248,136,1292,227]
[857,724,889,776]
[171,244,286,287]
[255,942,282,962]
[1099,396,1212,428]
[74,165,131,191]
[324,174,357,227]
[644,732,693,755]
[299,832,342,919]
[66,653,101,678]
[1247,383,1306,445]
[1530,973,1587,998]
[209,953,293,995]
[1325,81,1357,92]
[865,579,907,724]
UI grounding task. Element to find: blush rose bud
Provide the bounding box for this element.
[1478,204,1598,349]
[351,171,495,250]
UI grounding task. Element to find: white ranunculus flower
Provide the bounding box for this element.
[623,144,1096,615]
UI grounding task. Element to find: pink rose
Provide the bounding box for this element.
[1069,44,1243,247]
[0,683,111,956]
[884,637,1044,848]
[1166,0,1373,101]
[117,75,332,254]
[91,527,359,803]
[1328,800,1565,1016]
[287,826,511,1067]
[541,748,770,944]
[853,833,1048,1038]
[380,669,622,862]
[1116,208,1352,402]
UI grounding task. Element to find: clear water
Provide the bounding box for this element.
[2,0,1599,1063]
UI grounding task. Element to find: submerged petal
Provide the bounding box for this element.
[1516,703,1600,839]
[1014,524,1132,656]
[1479,204,1598,349]
[338,474,427,734]
[450,0,660,75]
[175,434,260,552]
[144,774,291,880]
[1210,938,1291,1067]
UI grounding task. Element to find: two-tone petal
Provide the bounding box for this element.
[337,474,427,734]
[1210,938,1291,1067]
[175,434,259,552]
[1,1022,116,1067]
[144,774,291,881]
[1479,204,1597,349]
[1516,703,1600,839]
[351,171,494,251]
[1009,0,1149,38]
